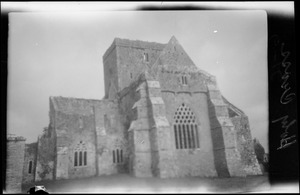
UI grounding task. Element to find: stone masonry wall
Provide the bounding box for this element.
[116,42,163,92]
[51,96,128,178]
[52,98,98,180]
[118,75,148,177]
[103,38,165,99]
[207,83,246,177]
[94,99,128,176]
[35,127,56,182]
[231,116,262,175]
[5,135,26,193]
[103,44,119,99]
[145,77,177,178]
[157,69,217,177]
[22,142,37,184]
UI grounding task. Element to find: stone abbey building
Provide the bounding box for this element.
[8,36,262,189]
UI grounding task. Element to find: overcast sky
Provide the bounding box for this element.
[7,10,268,151]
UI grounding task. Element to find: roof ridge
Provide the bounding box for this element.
[50,96,102,102]
[222,96,245,115]
[114,37,166,45]
[103,37,167,60]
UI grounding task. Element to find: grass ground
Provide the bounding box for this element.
[22,174,272,193]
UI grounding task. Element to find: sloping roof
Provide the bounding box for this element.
[222,96,245,116]
[146,36,214,80]
[114,38,166,50]
[154,36,196,67]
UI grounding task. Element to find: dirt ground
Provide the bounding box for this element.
[20,174,276,194]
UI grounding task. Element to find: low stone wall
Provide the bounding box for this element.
[5,135,26,193]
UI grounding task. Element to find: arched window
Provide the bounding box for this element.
[28,160,33,174]
[173,103,200,149]
[74,141,87,167]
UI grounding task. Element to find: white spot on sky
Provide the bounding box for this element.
[213,30,218,33]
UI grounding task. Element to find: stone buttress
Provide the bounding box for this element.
[207,81,246,177]
[129,74,176,178]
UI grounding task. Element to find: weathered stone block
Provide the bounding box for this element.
[156,127,172,151]
[147,88,162,97]
[152,116,170,128]
[209,99,226,106]
[133,130,151,152]
[207,83,219,91]
[149,97,165,105]
[213,150,230,177]
[56,136,69,147]
[208,90,222,100]
[225,148,246,177]
[56,152,69,179]
[223,128,237,149]
[132,98,148,109]
[157,151,177,178]
[211,128,225,149]
[136,105,149,118]
[132,152,152,177]
[135,82,147,92]
[147,80,161,88]
[151,104,166,116]
[6,137,26,193]
[214,106,229,117]
[129,118,150,131]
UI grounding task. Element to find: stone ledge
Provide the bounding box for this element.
[7,136,26,141]
[146,80,161,88]
[149,97,164,105]
[152,117,170,128]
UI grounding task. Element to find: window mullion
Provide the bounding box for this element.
[195,125,200,148]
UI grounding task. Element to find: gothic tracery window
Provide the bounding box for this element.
[173,103,200,149]
[74,141,87,167]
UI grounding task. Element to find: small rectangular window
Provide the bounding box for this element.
[195,125,200,148]
[113,149,123,164]
[117,149,120,163]
[84,151,87,166]
[28,161,33,174]
[181,76,188,85]
[120,150,123,162]
[74,152,78,166]
[113,150,115,163]
[79,151,82,166]
[144,53,149,62]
